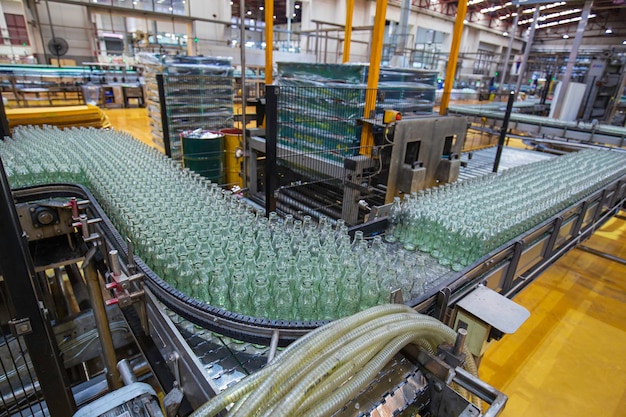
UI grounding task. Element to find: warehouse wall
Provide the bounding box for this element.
[0,0,32,63]
[32,1,94,64]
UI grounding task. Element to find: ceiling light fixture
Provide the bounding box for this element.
[563,34,569,39]
[605,28,613,34]
[259,6,264,10]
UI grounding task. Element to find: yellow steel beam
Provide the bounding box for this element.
[440,0,467,115]
[343,0,355,63]
[265,0,274,85]
[360,0,388,155]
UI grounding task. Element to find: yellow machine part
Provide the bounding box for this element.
[220,128,243,188]
[383,110,401,124]
[6,105,111,130]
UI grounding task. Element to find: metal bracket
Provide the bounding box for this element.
[8,318,32,337]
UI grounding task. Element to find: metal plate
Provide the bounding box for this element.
[457,285,530,334]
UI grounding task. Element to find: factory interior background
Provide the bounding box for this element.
[0,0,625,416]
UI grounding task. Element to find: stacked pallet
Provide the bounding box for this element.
[139,54,234,159]
[275,63,437,162]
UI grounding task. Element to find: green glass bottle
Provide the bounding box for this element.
[360,266,382,308]
[273,277,294,320]
[339,276,360,316]
[229,271,250,316]
[209,264,231,310]
[318,277,340,320]
[298,279,318,321]
[251,276,272,319]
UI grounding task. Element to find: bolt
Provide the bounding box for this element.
[434,382,444,392]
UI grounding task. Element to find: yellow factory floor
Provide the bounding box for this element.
[102,107,626,416]
[480,212,626,417]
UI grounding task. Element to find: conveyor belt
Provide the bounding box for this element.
[458,146,554,181]
[448,103,626,147]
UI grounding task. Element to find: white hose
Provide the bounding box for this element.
[190,304,413,417]
[191,305,478,417]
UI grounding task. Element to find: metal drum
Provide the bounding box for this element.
[181,131,224,184]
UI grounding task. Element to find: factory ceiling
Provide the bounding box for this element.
[230,0,303,25]
[230,0,625,43]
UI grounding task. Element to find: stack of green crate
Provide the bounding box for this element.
[275,63,437,163]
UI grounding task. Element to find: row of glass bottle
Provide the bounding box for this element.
[0,126,448,322]
[386,148,626,270]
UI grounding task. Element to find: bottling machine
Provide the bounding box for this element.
[1,121,625,417]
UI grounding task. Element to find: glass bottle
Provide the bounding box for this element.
[318,277,340,320]
[360,266,382,308]
[339,276,360,316]
[273,277,294,320]
[385,196,402,243]
[251,276,272,318]
[297,279,318,321]
[229,271,250,316]
[209,264,231,311]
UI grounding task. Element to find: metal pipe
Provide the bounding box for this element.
[275,193,329,221]
[277,191,340,223]
[360,0,388,155]
[550,0,594,119]
[265,0,274,85]
[439,0,467,115]
[117,359,138,386]
[109,249,122,277]
[394,0,411,59]
[240,0,247,190]
[453,328,468,356]
[343,0,354,63]
[577,245,626,266]
[282,188,342,220]
[498,9,520,95]
[267,330,280,363]
[286,0,292,49]
[84,257,123,390]
[514,6,539,98]
[43,0,58,66]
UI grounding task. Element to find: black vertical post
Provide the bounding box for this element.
[156,74,172,157]
[265,85,278,216]
[493,91,516,173]
[540,73,552,106]
[0,90,10,139]
[0,157,76,415]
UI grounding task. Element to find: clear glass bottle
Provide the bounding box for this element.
[251,276,272,319]
[297,279,318,321]
[318,277,340,320]
[339,276,360,317]
[385,196,402,243]
[229,271,250,316]
[273,277,294,320]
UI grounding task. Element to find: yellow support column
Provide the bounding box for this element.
[360,0,388,155]
[439,0,467,115]
[343,0,355,63]
[265,0,274,85]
